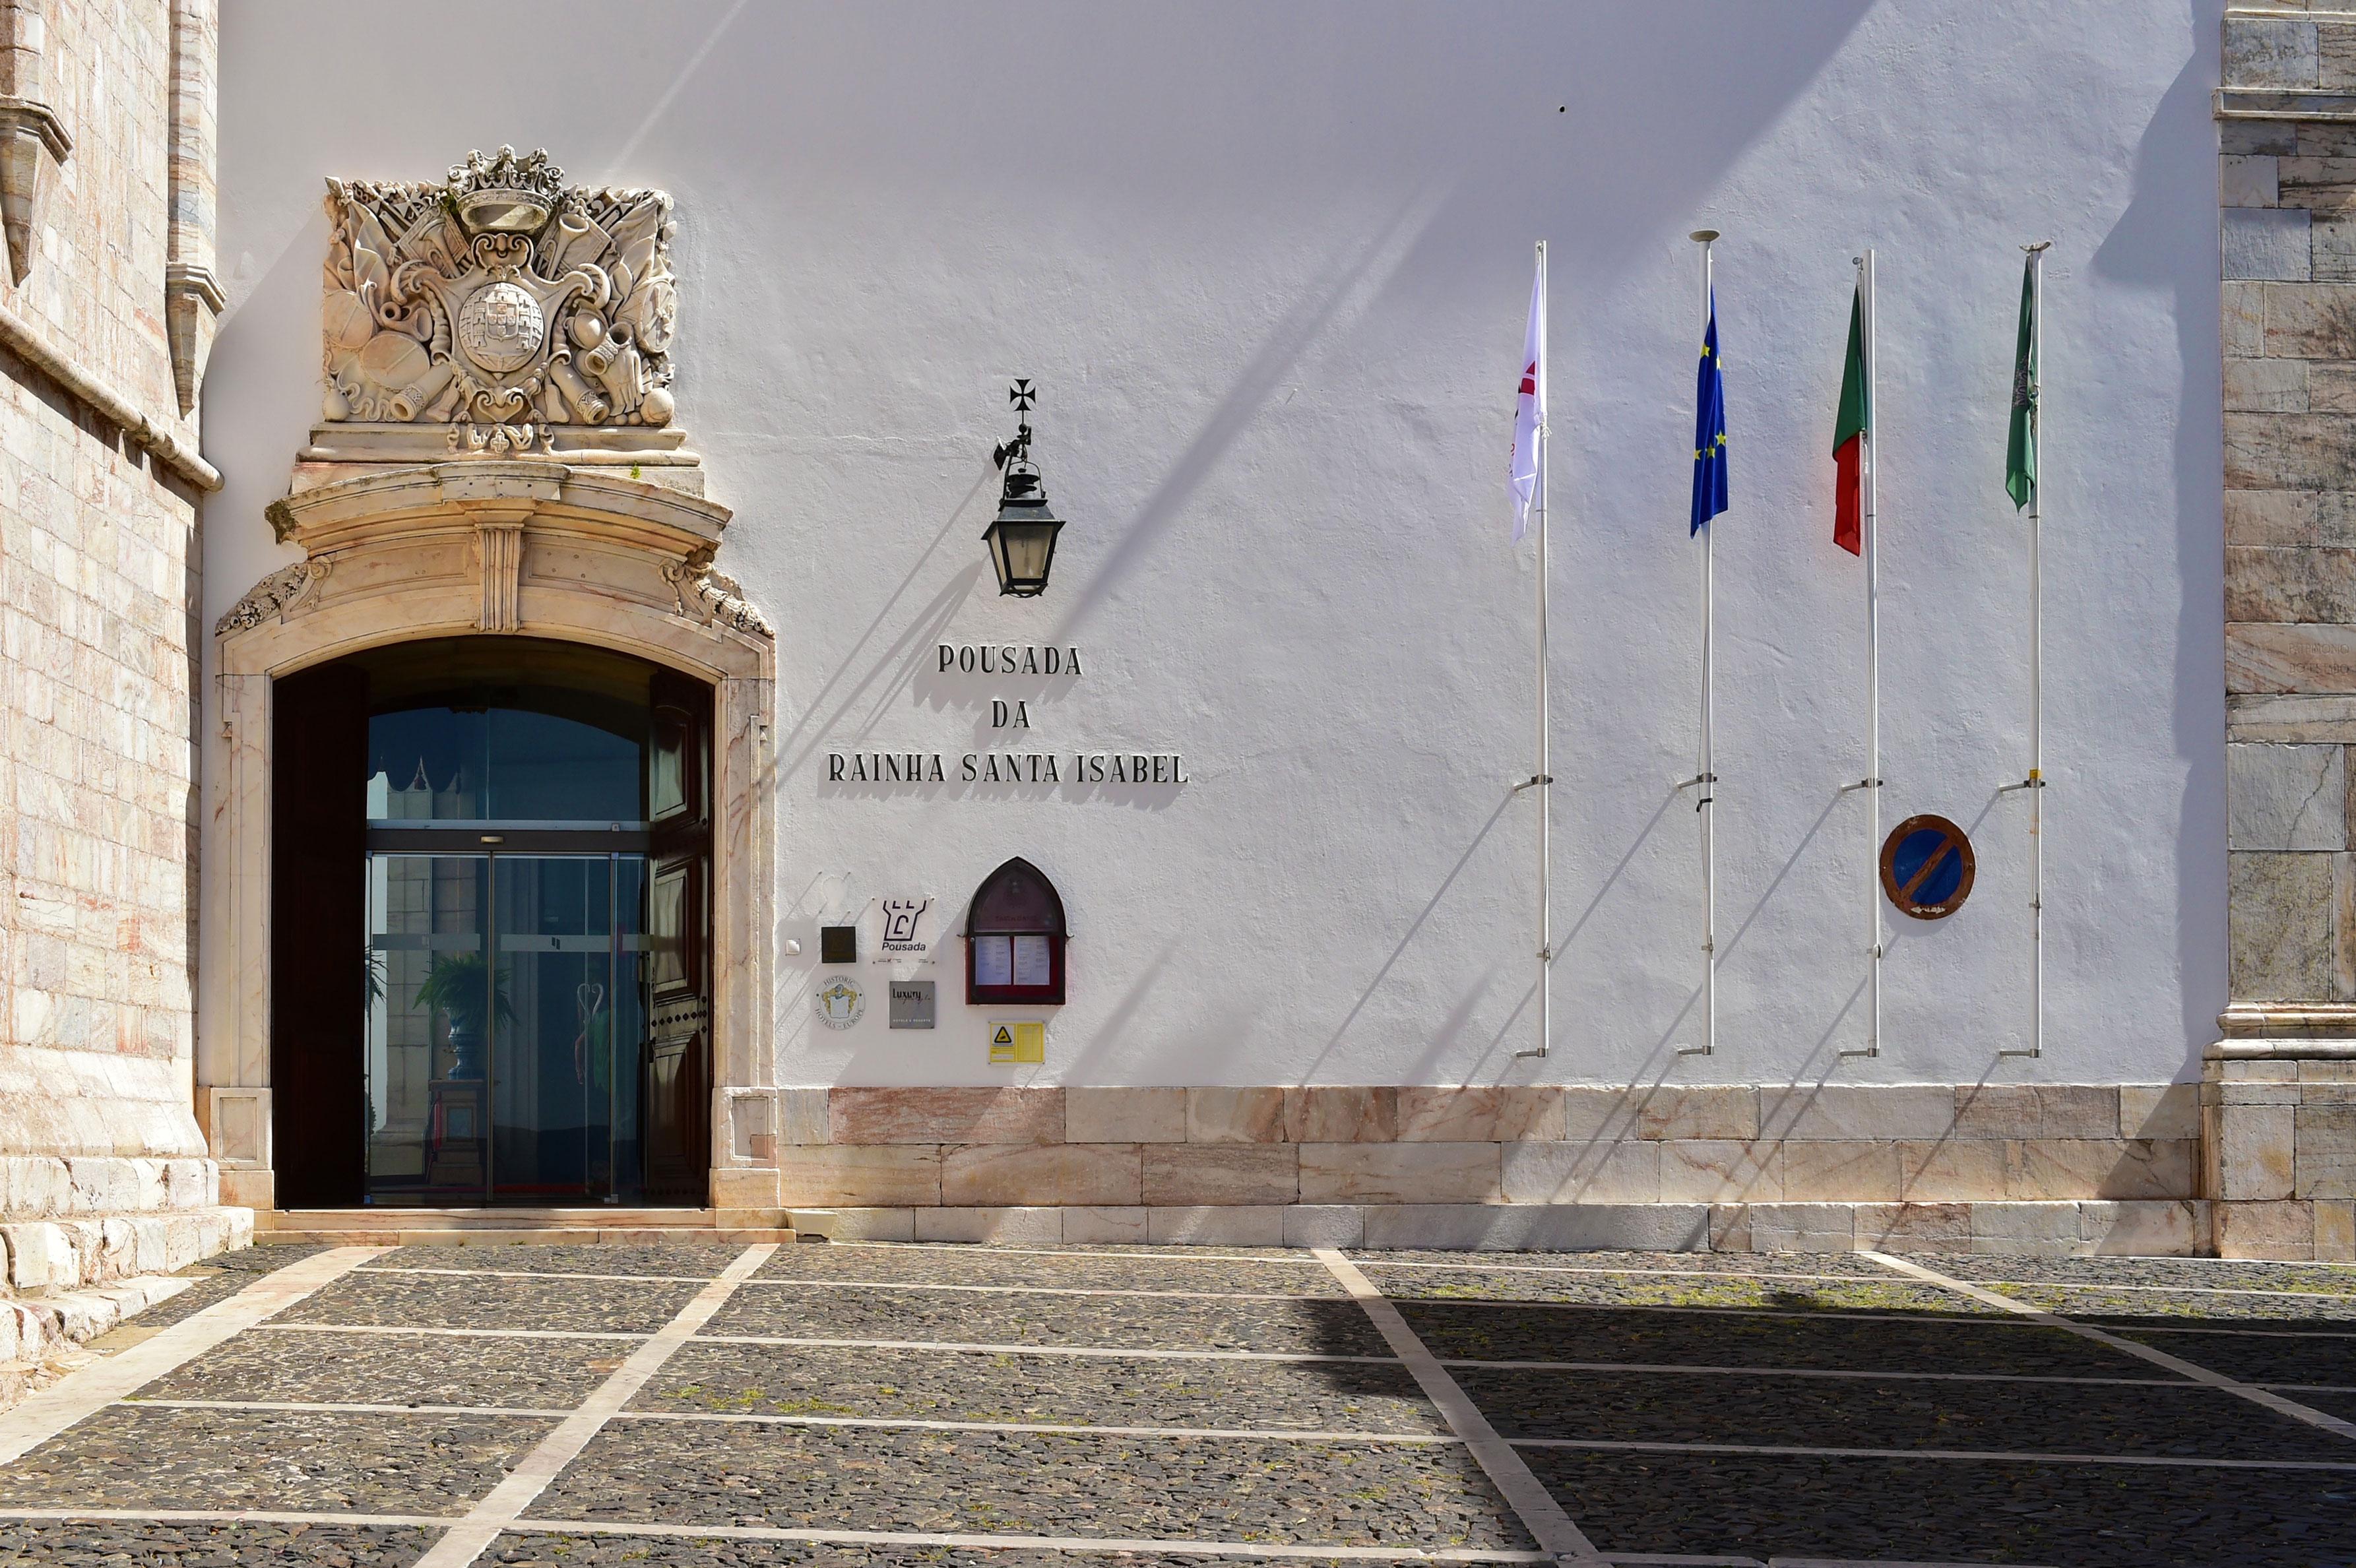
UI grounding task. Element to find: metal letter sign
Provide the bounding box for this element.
[1880,814,1976,920]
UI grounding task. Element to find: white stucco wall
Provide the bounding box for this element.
[201,0,2225,1092]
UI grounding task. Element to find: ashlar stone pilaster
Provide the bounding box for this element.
[2217,7,2356,1257]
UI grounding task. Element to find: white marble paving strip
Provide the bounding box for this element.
[2108,1321,2356,1342]
[357,1267,716,1285]
[129,1398,579,1418]
[614,1410,1457,1442]
[1442,1358,2182,1389]
[1512,1435,2356,1472]
[1356,1253,2356,1300]
[1765,1561,2058,1568]
[0,1505,447,1528]
[681,1331,2228,1393]
[1356,1261,1870,1286]
[0,1505,1568,1561]
[356,1265,1336,1300]
[109,1396,1456,1443]
[1401,1297,2022,1329]
[740,1276,1311,1301]
[253,1323,646,1342]
[0,1245,391,1468]
[1314,1248,1603,1565]
[129,1336,2249,1397]
[686,1331,2199,1390]
[693,1332,1397,1364]
[819,1240,1328,1269]
[515,1514,1568,1562]
[410,1242,777,1568]
[0,1505,2027,1567]
[1973,1278,2356,1302]
[1861,1251,2356,1447]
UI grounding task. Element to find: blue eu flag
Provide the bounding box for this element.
[1690,291,1728,534]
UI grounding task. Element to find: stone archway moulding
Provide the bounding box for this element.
[199,459,779,1213]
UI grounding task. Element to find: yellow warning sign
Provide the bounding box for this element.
[988,1020,1045,1064]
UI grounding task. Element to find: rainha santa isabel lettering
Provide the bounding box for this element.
[826,751,1186,784]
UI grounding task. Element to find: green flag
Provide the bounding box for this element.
[2005,254,2037,511]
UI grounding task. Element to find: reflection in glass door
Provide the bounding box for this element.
[490,856,645,1202]
[364,852,647,1206]
[365,854,490,1203]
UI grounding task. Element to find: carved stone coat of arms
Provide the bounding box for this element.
[320,146,678,454]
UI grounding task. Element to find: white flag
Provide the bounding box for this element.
[1510,256,1545,540]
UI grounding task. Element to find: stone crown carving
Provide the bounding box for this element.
[321,147,678,453]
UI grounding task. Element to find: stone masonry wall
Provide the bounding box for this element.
[0,350,205,1159]
[2213,5,2356,1260]
[0,0,238,1313]
[6,0,187,420]
[2220,8,2356,992]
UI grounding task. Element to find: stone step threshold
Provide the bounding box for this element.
[257,1208,798,1246]
[788,1199,2217,1258]
[0,1270,201,1414]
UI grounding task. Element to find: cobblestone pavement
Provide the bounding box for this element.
[0,1242,2350,1566]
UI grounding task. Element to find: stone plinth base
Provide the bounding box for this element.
[768,1084,2202,1212]
[786,1199,2209,1257]
[2202,1040,2356,1260]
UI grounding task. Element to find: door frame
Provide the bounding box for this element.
[203,461,778,1213]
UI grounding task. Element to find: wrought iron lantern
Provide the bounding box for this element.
[985,379,1065,597]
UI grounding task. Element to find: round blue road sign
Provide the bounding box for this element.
[1880,813,1976,920]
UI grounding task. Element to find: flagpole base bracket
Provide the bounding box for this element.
[1513,774,1553,793]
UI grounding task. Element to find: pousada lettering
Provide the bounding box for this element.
[937,643,1084,676]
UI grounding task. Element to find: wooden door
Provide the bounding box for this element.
[271,662,369,1207]
[641,670,711,1203]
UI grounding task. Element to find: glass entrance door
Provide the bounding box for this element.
[364,850,649,1206]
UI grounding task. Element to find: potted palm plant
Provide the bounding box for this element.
[413,953,514,1079]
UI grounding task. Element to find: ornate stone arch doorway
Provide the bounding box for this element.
[202,461,777,1213]
[201,150,777,1216]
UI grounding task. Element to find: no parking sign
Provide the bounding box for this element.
[1880,815,1976,920]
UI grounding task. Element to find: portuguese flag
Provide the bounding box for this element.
[1832,281,1869,555]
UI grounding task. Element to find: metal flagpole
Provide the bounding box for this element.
[1863,248,1882,1057]
[1537,239,1551,1061]
[1685,231,1718,1057]
[1515,239,1552,1060]
[2029,241,2044,1061]
[2001,241,2051,1059]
